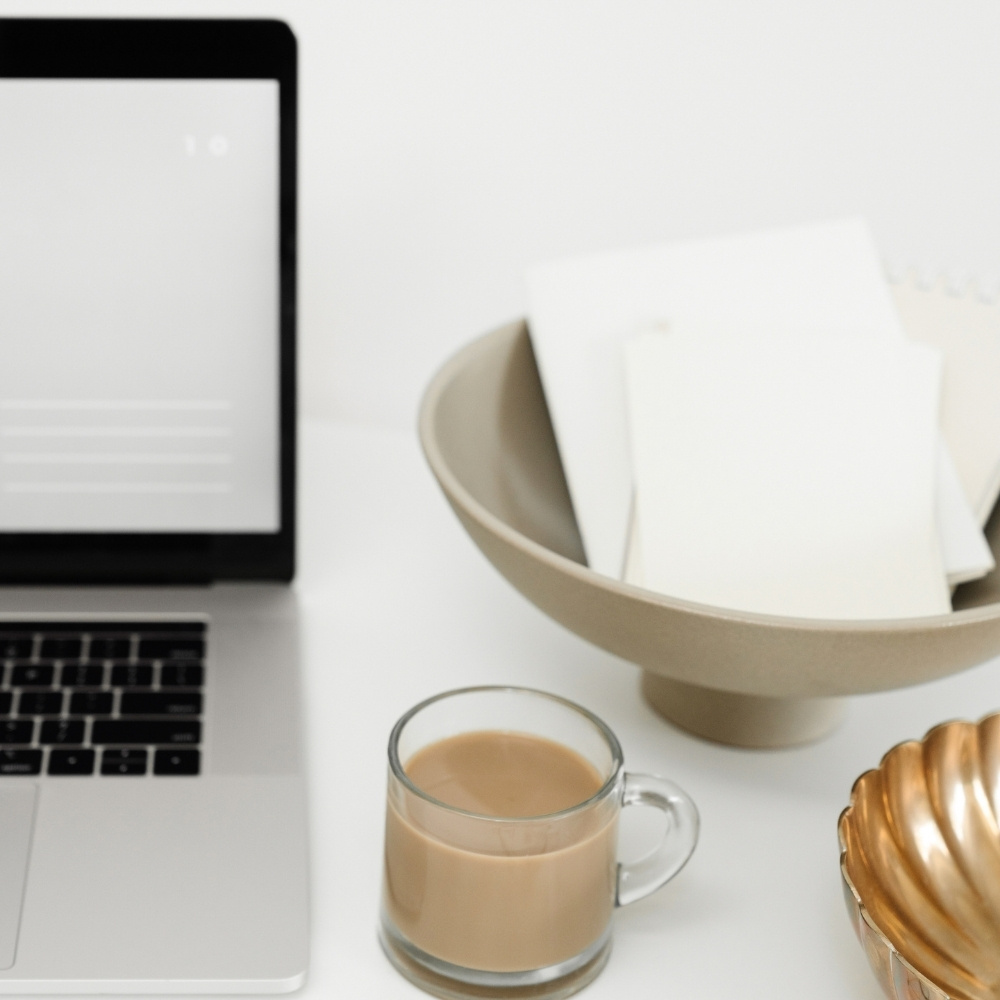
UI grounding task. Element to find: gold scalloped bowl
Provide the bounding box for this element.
[839,713,1000,1000]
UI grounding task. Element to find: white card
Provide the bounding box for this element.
[527,218,992,585]
[624,332,951,620]
[894,284,1000,525]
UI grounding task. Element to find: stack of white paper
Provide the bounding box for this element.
[894,284,1000,525]
[624,332,950,619]
[526,218,994,620]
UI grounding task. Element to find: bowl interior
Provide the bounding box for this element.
[430,318,1000,613]
[430,319,587,567]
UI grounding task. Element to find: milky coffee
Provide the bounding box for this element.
[382,730,617,973]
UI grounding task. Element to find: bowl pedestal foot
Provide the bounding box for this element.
[640,673,847,748]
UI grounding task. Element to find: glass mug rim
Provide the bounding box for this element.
[387,685,625,823]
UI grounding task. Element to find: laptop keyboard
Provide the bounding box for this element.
[0,622,205,777]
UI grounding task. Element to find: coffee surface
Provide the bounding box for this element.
[404,730,604,816]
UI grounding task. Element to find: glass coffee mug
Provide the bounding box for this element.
[379,687,699,999]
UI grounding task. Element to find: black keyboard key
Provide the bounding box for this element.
[11,664,54,687]
[111,663,153,687]
[0,749,41,775]
[91,719,200,745]
[17,690,63,715]
[68,691,113,715]
[160,662,204,687]
[0,692,11,716]
[154,748,200,776]
[0,637,33,659]
[101,748,147,775]
[0,720,33,744]
[121,691,202,716]
[88,637,131,660]
[39,719,85,744]
[39,637,82,660]
[49,748,95,775]
[61,663,105,688]
[138,637,204,661]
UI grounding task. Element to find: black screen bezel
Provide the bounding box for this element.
[0,18,296,583]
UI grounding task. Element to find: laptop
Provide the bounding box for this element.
[0,19,308,992]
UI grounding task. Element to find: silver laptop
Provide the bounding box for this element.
[0,19,308,992]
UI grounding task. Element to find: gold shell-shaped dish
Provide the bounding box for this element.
[839,712,1000,1000]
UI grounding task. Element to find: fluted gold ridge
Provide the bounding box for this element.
[840,712,1000,1000]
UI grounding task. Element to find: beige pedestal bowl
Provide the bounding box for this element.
[417,284,1000,747]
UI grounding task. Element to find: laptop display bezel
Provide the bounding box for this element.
[0,18,296,583]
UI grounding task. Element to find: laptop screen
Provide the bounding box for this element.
[0,80,280,533]
[0,19,296,583]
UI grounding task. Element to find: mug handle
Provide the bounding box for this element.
[615,773,700,907]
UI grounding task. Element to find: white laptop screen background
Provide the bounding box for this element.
[0,80,279,532]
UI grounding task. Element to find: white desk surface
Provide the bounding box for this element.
[298,417,1000,1000]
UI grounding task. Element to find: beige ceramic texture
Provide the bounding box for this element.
[417,280,1000,747]
[839,712,1000,1000]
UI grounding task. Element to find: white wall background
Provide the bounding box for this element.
[3,0,999,428]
